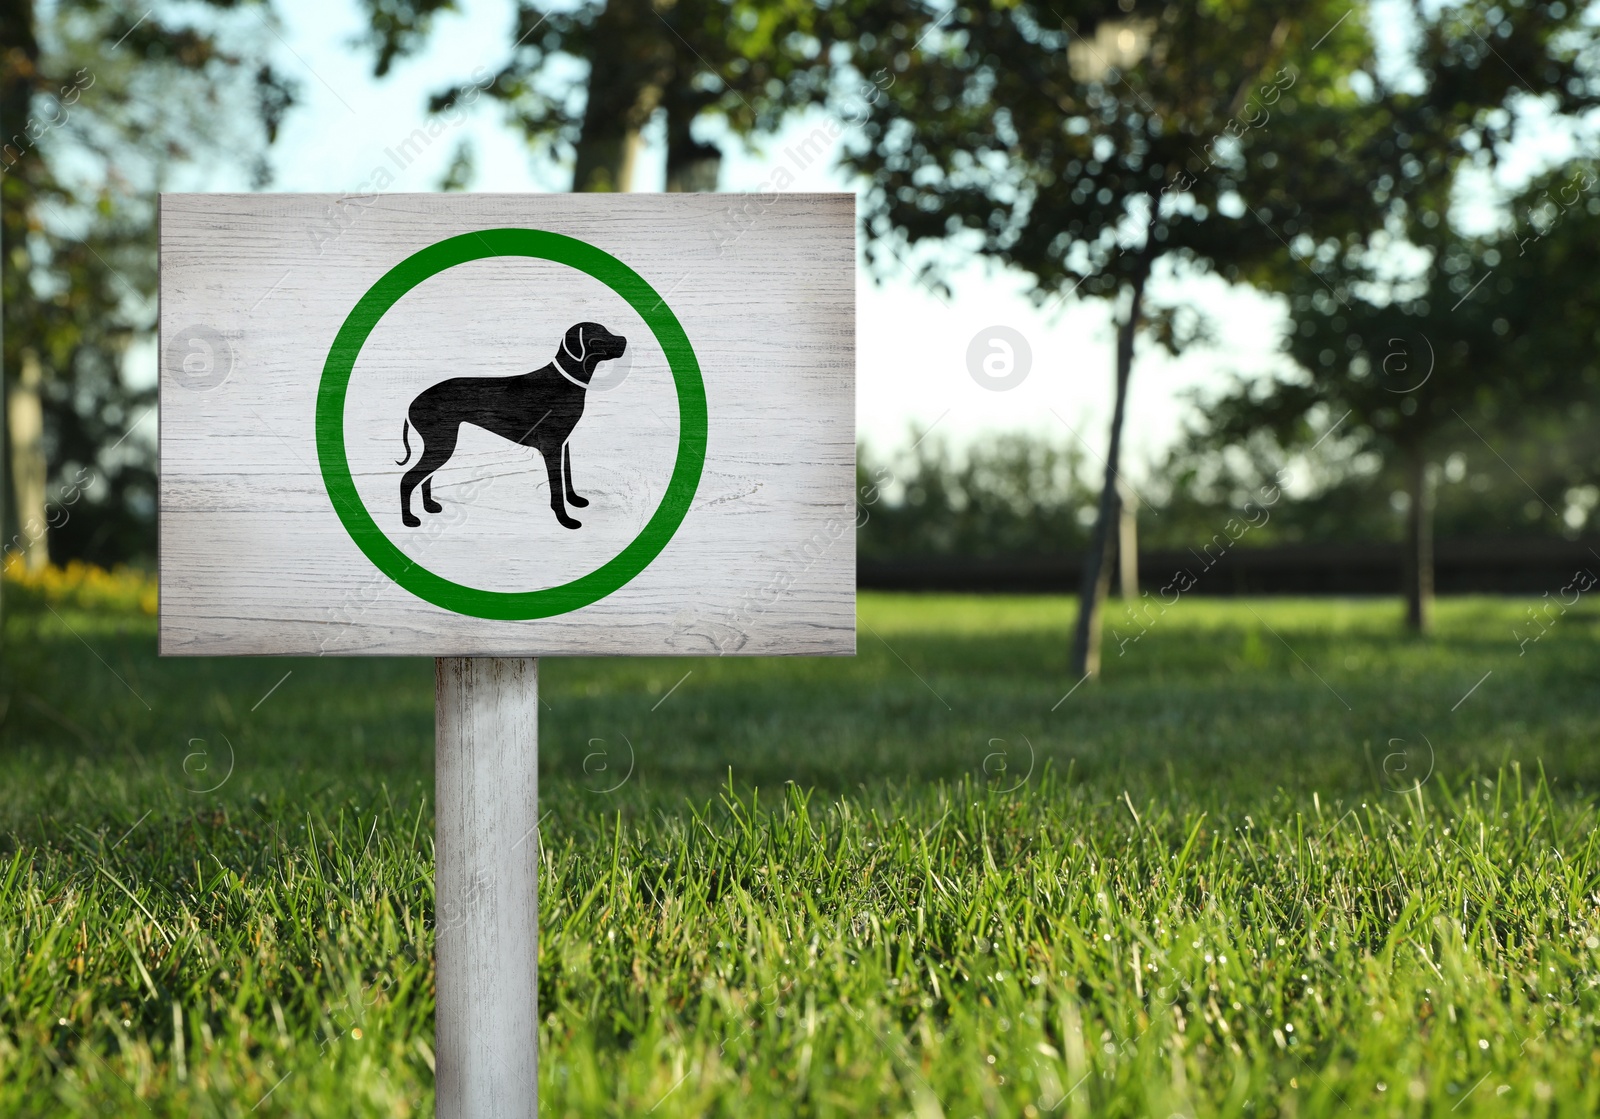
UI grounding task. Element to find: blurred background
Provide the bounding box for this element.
[4,0,1599,663]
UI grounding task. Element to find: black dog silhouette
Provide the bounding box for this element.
[396,322,627,529]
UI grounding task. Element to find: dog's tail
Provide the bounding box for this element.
[395,419,412,466]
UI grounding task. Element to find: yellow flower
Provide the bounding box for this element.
[2,554,158,615]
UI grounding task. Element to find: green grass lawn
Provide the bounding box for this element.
[2,594,1598,1117]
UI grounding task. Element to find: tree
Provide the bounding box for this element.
[1183,0,1600,632]
[1199,165,1600,629]
[841,0,1391,678]
[843,0,1600,669]
[2,0,294,572]
[359,0,862,192]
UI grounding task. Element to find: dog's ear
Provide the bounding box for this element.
[562,323,590,365]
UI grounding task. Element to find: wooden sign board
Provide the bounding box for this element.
[158,193,856,657]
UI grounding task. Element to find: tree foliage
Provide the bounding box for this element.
[1201,165,1600,452]
[359,0,866,190]
[857,433,1094,560]
[2,0,295,565]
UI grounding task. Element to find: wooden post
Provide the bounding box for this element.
[435,657,540,1118]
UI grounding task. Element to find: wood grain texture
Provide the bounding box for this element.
[159,193,855,656]
[434,657,539,1118]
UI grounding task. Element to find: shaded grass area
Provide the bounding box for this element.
[0,595,1597,1116]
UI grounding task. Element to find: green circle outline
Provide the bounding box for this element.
[315,228,707,621]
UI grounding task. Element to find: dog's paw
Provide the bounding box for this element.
[556,514,582,530]
[402,511,422,528]
[568,494,590,508]
[423,497,444,514]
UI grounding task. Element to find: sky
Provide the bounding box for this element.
[198,0,1576,480]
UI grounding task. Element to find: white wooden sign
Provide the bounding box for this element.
[159,193,856,656]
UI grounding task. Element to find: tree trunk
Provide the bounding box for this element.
[572,129,647,194]
[663,78,719,192]
[1403,447,1434,633]
[1116,476,1138,598]
[664,129,719,192]
[570,0,669,192]
[1070,239,1155,678]
[1,0,44,616]
[7,348,47,571]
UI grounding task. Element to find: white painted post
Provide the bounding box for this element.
[434,657,540,1118]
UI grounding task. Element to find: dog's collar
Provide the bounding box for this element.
[553,352,590,388]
